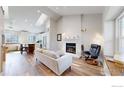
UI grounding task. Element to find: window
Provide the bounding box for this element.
[120,17,124,52]
[120,17,124,37]
[116,12,124,53]
[28,35,36,43]
[4,32,19,43]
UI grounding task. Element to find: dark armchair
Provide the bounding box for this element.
[84,44,101,61]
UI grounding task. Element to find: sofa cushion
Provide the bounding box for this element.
[56,50,64,57]
[43,50,59,59]
[35,48,46,53]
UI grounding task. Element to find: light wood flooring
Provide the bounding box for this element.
[106,60,124,76]
[3,51,104,76]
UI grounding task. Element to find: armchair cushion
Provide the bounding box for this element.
[84,44,101,60]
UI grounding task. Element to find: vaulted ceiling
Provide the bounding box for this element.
[4,6,60,33]
[4,6,105,33]
[48,6,105,15]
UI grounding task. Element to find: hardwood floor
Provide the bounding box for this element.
[106,60,123,76]
[3,51,104,76]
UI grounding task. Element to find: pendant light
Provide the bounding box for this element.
[81,14,86,32]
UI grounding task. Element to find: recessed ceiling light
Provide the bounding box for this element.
[12,20,16,22]
[55,7,59,10]
[37,10,41,13]
[25,19,28,22]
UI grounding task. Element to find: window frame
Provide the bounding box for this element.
[28,34,36,43]
[116,11,124,53]
[4,32,19,44]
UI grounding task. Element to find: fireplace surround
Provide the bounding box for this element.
[66,43,76,54]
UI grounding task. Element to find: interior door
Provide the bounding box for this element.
[0,7,4,72]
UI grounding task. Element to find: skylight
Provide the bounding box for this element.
[35,13,48,26]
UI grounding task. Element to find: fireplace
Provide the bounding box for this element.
[66,43,76,54]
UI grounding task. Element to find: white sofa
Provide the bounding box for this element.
[35,49,72,75]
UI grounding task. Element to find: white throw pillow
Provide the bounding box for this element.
[43,50,59,59]
[36,48,46,53]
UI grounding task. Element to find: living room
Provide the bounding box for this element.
[0,6,124,76]
[1,0,124,92]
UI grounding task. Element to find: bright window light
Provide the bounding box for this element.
[35,13,48,26]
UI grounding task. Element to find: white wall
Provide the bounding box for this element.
[19,32,28,44]
[57,14,103,57]
[49,19,58,51]
[103,21,114,56]
[57,15,81,57]
[81,14,103,50]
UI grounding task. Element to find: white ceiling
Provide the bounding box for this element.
[104,6,124,20]
[4,6,105,33]
[4,6,59,33]
[5,6,41,33]
[48,6,105,15]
